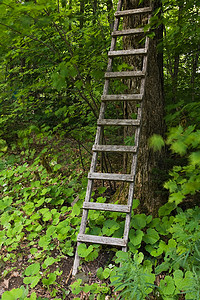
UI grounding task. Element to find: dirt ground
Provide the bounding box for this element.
[0,248,113,299]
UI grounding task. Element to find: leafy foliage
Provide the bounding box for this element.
[0,0,200,298]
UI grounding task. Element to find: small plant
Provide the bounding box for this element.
[70,278,110,299]
[110,251,155,299]
[1,285,51,300]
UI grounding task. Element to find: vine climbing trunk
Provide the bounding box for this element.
[123,0,166,215]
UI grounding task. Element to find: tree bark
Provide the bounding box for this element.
[123,0,166,215]
[80,0,85,29]
[106,0,114,32]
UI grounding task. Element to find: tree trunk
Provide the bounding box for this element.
[80,0,85,29]
[106,0,114,32]
[123,0,166,215]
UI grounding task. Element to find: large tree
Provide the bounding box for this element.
[123,0,166,215]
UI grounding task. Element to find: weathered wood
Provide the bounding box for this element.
[83,202,131,213]
[105,71,145,79]
[101,94,143,101]
[77,234,126,247]
[97,119,140,126]
[72,242,81,276]
[115,7,152,17]
[73,0,153,276]
[112,28,145,36]
[108,49,147,57]
[88,172,134,182]
[92,145,137,153]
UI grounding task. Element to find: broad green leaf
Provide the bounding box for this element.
[42,256,56,269]
[2,288,23,300]
[102,219,120,236]
[131,214,146,229]
[115,251,129,263]
[102,268,112,279]
[78,243,94,258]
[132,199,140,209]
[23,275,41,288]
[143,228,159,245]
[71,203,80,217]
[129,229,144,246]
[159,276,175,295]
[98,187,107,194]
[42,273,56,286]
[96,267,104,280]
[25,263,40,276]
[173,269,184,290]
[134,252,144,264]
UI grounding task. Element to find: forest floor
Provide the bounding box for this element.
[0,246,114,299]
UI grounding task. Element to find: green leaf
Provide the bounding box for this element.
[173,269,184,290]
[143,228,159,245]
[131,214,146,229]
[168,191,185,205]
[115,251,129,263]
[71,203,80,217]
[102,268,112,279]
[134,252,144,264]
[29,292,37,300]
[42,256,56,269]
[96,267,104,280]
[2,288,23,300]
[149,134,165,151]
[0,139,8,153]
[155,261,170,274]
[70,279,82,295]
[159,202,176,217]
[42,273,56,286]
[38,236,51,249]
[189,151,200,165]
[23,275,41,288]
[102,219,120,236]
[132,199,140,209]
[0,196,13,210]
[25,263,40,276]
[171,141,187,155]
[98,187,107,194]
[129,229,144,246]
[159,276,175,296]
[78,243,94,258]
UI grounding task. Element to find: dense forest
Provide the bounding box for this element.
[0,0,200,299]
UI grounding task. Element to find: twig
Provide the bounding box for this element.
[65,267,73,285]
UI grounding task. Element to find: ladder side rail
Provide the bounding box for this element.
[122,108,142,249]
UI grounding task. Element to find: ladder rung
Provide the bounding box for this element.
[112,28,145,36]
[88,172,134,182]
[77,234,126,247]
[108,49,147,57]
[115,7,152,17]
[92,145,137,153]
[101,94,143,101]
[105,71,145,79]
[83,202,131,213]
[97,119,140,126]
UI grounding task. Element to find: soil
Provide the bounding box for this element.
[0,248,113,299]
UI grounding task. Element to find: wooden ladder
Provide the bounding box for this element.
[72,0,152,276]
